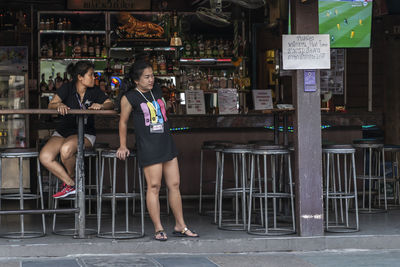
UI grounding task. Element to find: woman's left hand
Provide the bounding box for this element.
[88,103,103,110]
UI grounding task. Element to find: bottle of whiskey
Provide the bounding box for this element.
[81,35,88,57]
[88,36,95,57]
[40,74,49,91]
[95,36,101,58]
[73,37,81,58]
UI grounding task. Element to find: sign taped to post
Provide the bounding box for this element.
[282,34,330,70]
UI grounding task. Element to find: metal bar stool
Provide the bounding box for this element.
[0,148,46,238]
[247,145,295,235]
[199,140,232,215]
[382,145,400,208]
[323,144,359,233]
[97,149,144,239]
[353,139,386,213]
[218,143,253,231]
[51,149,99,236]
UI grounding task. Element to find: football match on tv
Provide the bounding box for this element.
[319,0,373,48]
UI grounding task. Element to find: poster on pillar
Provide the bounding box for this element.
[282,34,331,70]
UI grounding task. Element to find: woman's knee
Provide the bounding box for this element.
[39,150,55,166]
[167,180,180,191]
[60,144,75,159]
[147,182,162,194]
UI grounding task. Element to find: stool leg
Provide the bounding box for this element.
[383,149,387,210]
[263,155,268,234]
[97,156,105,235]
[112,157,117,237]
[257,155,264,227]
[326,153,330,231]
[240,153,246,230]
[37,157,46,235]
[247,154,255,232]
[218,153,225,228]
[125,159,129,232]
[133,157,137,216]
[18,157,25,237]
[199,149,204,214]
[352,153,359,231]
[88,156,93,215]
[139,166,145,236]
[214,151,220,224]
[288,154,295,232]
[233,154,239,224]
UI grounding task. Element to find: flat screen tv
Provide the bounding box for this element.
[319,0,373,48]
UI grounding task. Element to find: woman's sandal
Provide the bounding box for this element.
[172,227,199,238]
[153,230,168,241]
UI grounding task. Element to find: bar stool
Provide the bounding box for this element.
[353,139,386,213]
[0,149,46,238]
[323,144,359,233]
[97,149,144,239]
[51,149,99,236]
[247,145,295,235]
[382,145,400,207]
[199,140,232,215]
[218,143,253,231]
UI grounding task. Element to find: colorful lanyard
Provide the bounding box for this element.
[75,93,86,110]
[136,88,157,110]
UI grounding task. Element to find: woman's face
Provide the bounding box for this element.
[135,67,154,92]
[78,68,95,88]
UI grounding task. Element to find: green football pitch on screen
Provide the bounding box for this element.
[319,0,373,48]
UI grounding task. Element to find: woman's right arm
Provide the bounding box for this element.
[48,94,70,115]
[116,96,132,160]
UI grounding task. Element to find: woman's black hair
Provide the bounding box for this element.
[117,60,152,112]
[66,61,95,83]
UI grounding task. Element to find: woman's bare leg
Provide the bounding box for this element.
[59,135,92,180]
[163,157,198,236]
[39,136,75,186]
[143,163,165,237]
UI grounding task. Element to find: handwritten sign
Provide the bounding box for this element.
[252,90,273,110]
[282,34,330,70]
[185,90,206,115]
[218,89,238,115]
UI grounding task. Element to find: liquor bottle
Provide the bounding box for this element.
[63,72,69,84]
[50,17,55,30]
[101,37,107,58]
[39,18,45,30]
[218,39,224,58]
[205,39,212,58]
[62,18,67,30]
[67,18,72,30]
[183,37,192,58]
[55,72,63,89]
[47,41,53,58]
[81,35,88,57]
[48,76,55,91]
[88,36,95,57]
[95,36,101,58]
[57,18,63,30]
[198,36,205,58]
[212,40,219,58]
[45,18,50,30]
[66,37,73,57]
[60,35,66,57]
[192,36,199,58]
[152,55,158,75]
[73,37,81,58]
[159,54,167,75]
[40,74,49,91]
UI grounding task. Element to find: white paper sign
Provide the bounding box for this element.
[185,90,206,115]
[218,89,238,115]
[282,34,331,70]
[252,90,273,110]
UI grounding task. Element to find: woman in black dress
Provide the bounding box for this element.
[40,61,114,198]
[116,60,199,241]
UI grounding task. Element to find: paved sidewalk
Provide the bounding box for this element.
[2,250,400,267]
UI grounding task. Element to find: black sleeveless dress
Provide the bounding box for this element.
[125,84,178,167]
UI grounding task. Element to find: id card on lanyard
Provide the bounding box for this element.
[76,93,88,125]
[136,89,164,134]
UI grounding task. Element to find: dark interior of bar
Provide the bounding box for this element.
[0,0,400,264]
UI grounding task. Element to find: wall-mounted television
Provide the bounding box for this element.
[319,0,373,48]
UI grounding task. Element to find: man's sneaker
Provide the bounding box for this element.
[53,183,76,199]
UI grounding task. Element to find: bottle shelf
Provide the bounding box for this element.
[40,57,107,61]
[179,58,234,67]
[40,30,106,34]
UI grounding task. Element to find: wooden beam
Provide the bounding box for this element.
[291,0,324,236]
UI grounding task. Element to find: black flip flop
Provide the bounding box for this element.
[172,227,199,238]
[153,230,168,241]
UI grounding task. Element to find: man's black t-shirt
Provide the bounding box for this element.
[55,82,108,137]
[125,84,178,167]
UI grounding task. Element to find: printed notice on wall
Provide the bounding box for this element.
[218,89,238,115]
[185,90,206,115]
[282,34,331,70]
[252,90,273,110]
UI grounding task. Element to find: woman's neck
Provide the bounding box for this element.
[136,86,150,93]
[76,82,86,95]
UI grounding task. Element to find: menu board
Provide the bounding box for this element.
[218,89,238,115]
[252,90,273,110]
[320,49,345,95]
[185,90,206,115]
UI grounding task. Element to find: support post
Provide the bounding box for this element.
[291,0,324,236]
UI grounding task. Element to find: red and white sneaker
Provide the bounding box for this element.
[53,183,76,199]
